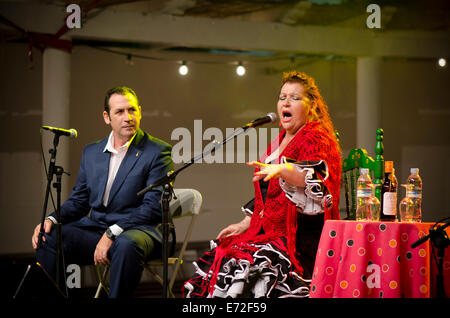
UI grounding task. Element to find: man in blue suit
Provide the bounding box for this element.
[32,86,174,298]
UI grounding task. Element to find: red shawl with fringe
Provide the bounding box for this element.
[207,120,341,294]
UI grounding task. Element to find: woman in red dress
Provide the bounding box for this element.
[183,71,342,298]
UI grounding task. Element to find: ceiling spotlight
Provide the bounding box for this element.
[236,63,246,76]
[179,61,188,76]
[125,54,134,66]
[438,58,446,68]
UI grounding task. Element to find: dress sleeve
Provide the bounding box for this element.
[278,156,333,215]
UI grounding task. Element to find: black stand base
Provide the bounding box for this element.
[13,262,66,299]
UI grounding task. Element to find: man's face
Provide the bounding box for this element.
[103,93,141,145]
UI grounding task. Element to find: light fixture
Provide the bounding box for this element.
[438,58,446,68]
[236,62,246,76]
[125,54,134,66]
[179,61,188,76]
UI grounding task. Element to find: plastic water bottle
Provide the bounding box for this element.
[399,185,413,222]
[356,168,380,221]
[406,168,422,222]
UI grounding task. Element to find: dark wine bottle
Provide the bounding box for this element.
[380,161,397,221]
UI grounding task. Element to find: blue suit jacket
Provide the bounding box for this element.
[51,129,174,244]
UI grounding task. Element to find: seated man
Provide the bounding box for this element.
[32,86,174,298]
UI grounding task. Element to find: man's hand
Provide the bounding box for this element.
[32,219,53,250]
[94,233,114,266]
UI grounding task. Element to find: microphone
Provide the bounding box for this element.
[242,112,277,129]
[42,126,78,138]
[411,220,450,248]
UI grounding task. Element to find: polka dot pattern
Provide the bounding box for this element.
[309,220,450,298]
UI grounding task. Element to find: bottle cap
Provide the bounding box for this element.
[410,168,419,174]
[385,161,393,173]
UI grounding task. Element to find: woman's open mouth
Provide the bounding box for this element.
[282,110,292,121]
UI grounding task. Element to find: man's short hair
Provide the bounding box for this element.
[104,86,139,114]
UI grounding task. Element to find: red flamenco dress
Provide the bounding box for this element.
[183,120,341,297]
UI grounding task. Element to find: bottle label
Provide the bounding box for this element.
[408,190,422,198]
[383,192,397,215]
[357,188,372,198]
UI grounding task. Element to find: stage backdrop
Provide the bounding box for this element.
[0,43,449,255]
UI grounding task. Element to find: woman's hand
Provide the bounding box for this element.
[247,161,307,187]
[247,161,294,182]
[216,216,251,239]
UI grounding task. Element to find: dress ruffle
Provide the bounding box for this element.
[279,157,333,215]
[183,237,310,298]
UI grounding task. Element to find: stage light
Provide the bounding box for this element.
[438,58,446,68]
[125,54,134,66]
[236,62,246,76]
[179,61,188,75]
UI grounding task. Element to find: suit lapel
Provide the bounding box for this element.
[107,130,145,206]
[95,139,110,206]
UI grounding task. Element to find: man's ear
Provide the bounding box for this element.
[103,111,111,125]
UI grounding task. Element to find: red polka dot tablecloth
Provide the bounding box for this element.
[309,220,450,298]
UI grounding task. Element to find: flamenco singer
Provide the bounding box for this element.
[183,71,342,298]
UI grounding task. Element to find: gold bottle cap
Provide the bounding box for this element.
[385,161,393,173]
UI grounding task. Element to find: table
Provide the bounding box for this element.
[309,220,450,298]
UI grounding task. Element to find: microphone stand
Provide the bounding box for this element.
[411,218,450,298]
[137,125,255,298]
[36,133,69,297]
